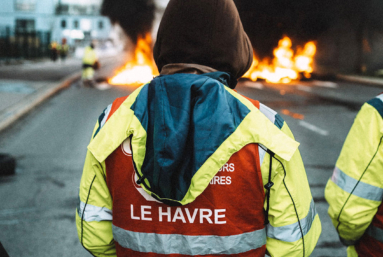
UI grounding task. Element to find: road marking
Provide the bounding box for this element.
[297,85,312,92]
[312,80,338,88]
[243,81,264,89]
[299,120,329,136]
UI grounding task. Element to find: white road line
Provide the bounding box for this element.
[299,120,329,136]
[243,81,264,89]
[297,85,312,92]
[312,80,338,88]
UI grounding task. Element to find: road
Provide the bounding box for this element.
[0,69,382,256]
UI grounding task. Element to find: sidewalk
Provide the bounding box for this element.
[0,52,126,133]
[0,72,80,132]
[337,74,383,87]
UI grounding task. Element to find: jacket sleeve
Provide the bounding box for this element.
[325,101,383,245]
[262,120,321,257]
[76,113,116,256]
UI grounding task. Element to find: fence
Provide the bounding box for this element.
[0,27,51,61]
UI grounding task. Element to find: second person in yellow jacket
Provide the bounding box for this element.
[325,94,383,256]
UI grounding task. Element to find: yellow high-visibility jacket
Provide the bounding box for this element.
[82,46,97,79]
[76,73,321,256]
[325,94,383,257]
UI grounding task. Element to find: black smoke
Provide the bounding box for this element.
[234,0,337,58]
[234,0,383,72]
[101,0,155,44]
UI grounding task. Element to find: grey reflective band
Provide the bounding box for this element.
[113,225,266,255]
[100,104,112,129]
[266,198,317,242]
[77,199,112,222]
[331,167,383,201]
[367,225,383,243]
[258,144,267,166]
[259,103,276,124]
[259,103,284,129]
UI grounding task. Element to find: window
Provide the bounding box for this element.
[61,20,66,28]
[73,20,79,29]
[98,21,103,30]
[15,19,35,33]
[15,0,36,11]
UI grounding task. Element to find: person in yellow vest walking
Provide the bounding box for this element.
[325,93,383,256]
[82,43,99,88]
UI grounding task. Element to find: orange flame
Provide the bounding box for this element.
[108,33,159,86]
[243,36,316,83]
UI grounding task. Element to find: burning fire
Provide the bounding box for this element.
[108,33,158,86]
[243,36,316,83]
[109,34,316,86]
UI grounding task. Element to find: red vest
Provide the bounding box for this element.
[355,203,383,256]
[105,96,267,256]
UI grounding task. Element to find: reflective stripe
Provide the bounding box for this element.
[259,103,276,124]
[100,104,112,128]
[258,104,282,165]
[377,94,383,102]
[331,167,383,201]
[258,144,267,166]
[367,225,383,243]
[113,225,266,255]
[266,198,317,242]
[94,104,112,138]
[77,199,112,222]
[259,103,284,129]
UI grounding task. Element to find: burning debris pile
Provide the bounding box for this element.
[108,35,316,86]
[243,36,316,84]
[108,34,158,86]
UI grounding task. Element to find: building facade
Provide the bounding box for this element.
[0,0,112,60]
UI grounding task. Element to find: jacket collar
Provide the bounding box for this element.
[160,63,217,75]
[88,84,298,163]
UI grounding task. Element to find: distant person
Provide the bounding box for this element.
[59,38,69,62]
[76,0,321,256]
[325,93,383,256]
[50,41,58,62]
[81,43,99,88]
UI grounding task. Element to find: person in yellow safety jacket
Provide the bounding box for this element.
[325,93,383,257]
[82,43,98,87]
[60,38,69,61]
[76,0,321,256]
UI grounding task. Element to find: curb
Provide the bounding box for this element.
[337,74,383,87]
[0,72,81,133]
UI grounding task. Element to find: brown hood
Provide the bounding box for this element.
[153,0,253,82]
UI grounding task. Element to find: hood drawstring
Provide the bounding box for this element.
[264,149,275,225]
